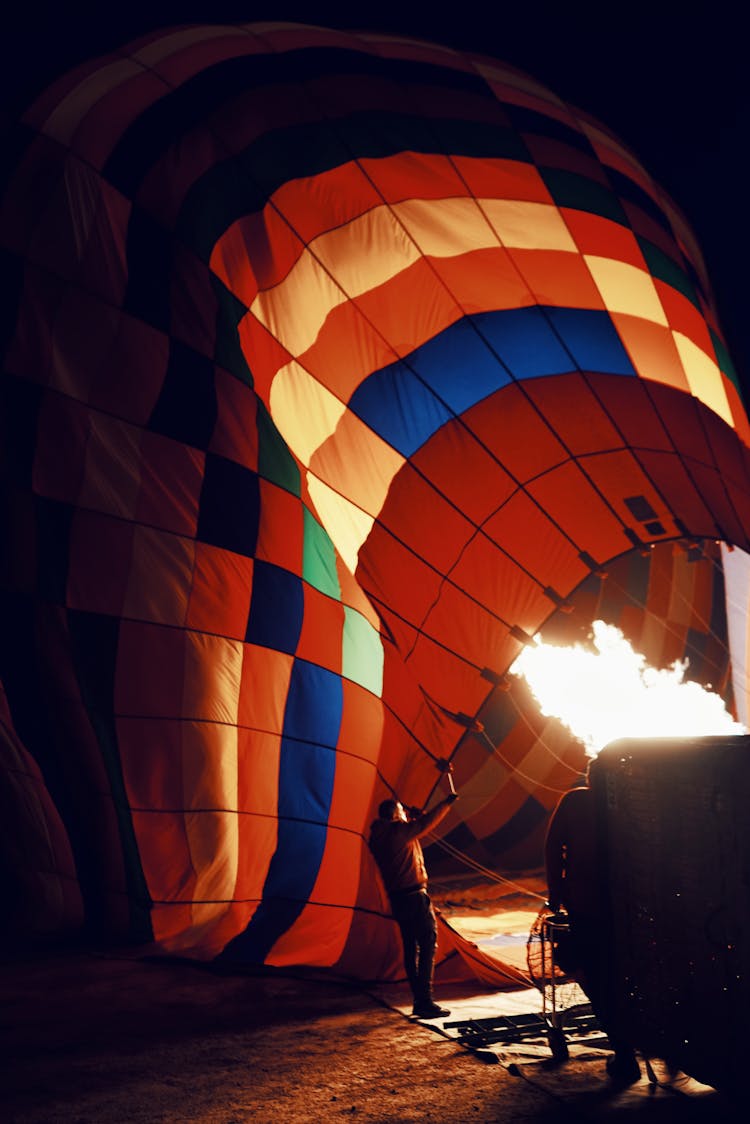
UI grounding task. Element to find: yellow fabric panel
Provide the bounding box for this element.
[180,721,239,931]
[306,476,375,575]
[483,199,577,251]
[269,360,348,466]
[672,331,733,426]
[255,199,589,360]
[182,631,243,726]
[309,411,406,517]
[585,255,668,326]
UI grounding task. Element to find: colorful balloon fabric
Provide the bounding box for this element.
[1,23,748,982]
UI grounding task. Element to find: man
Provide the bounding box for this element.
[545,772,641,1085]
[369,788,458,1018]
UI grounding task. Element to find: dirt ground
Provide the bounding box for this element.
[1,944,743,1124]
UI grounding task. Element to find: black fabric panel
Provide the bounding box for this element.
[103,47,494,198]
[67,609,153,941]
[123,205,173,332]
[0,372,42,487]
[482,795,548,853]
[35,495,72,603]
[178,111,529,258]
[196,453,260,557]
[148,338,218,450]
[505,103,596,156]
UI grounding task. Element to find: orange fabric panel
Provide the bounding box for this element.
[296,293,403,402]
[186,544,254,638]
[682,465,749,545]
[236,728,282,817]
[129,810,196,925]
[337,681,385,769]
[612,313,690,392]
[348,255,463,361]
[237,644,294,736]
[265,901,354,969]
[561,209,646,269]
[428,246,537,315]
[507,248,606,310]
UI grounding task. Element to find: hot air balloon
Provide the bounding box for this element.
[1,22,748,987]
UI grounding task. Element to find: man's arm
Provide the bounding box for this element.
[403,794,458,840]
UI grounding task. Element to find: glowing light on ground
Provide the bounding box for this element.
[511,620,745,755]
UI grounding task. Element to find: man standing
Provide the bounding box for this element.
[369,785,458,1018]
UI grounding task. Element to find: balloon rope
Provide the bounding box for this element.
[429,835,547,902]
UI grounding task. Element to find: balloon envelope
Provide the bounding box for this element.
[1,23,748,981]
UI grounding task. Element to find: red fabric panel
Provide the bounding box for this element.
[411,418,516,526]
[483,492,588,591]
[464,383,568,483]
[378,463,476,574]
[297,586,344,673]
[528,462,630,560]
[523,372,623,455]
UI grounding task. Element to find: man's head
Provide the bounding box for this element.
[378,799,407,822]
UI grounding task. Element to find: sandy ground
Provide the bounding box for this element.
[1,944,743,1124]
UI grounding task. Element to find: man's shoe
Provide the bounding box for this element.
[605,1051,641,1085]
[412,1001,450,1019]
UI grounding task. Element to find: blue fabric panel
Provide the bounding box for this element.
[477,307,575,378]
[545,307,637,376]
[351,307,634,457]
[348,362,453,456]
[410,315,514,414]
[245,561,303,654]
[219,660,343,963]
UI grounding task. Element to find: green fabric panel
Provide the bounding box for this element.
[257,402,301,495]
[303,508,340,598]
[343,605,384,697]
[710,328,743,397]
[638,239,700,309]
[541,168,627,224]
[211,277,254,386]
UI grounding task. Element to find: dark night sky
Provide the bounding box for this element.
[4,2,748,386]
